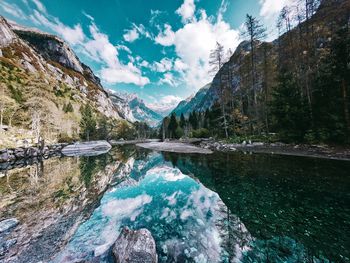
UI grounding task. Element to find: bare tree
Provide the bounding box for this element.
[32,111,41,144]
[209,42,229,138]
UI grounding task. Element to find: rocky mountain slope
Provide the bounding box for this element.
[172,83,211,117]
[110,91,163,127]
[0,16,123,144]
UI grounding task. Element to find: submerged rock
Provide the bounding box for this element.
[112,227,158,263]
[0,218,19,234]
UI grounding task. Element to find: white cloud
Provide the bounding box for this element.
[155,24,175,46]
[30,10,85,45]
[147,95,182,114]
[155,7,240,89]
[158,72,178,87]
[116,44,132,54]
[85,23,150,86]
[123,28,139,42]
[123,23,151,42]
[176,0,196,23]
[140,60,150,68]
[31,0,46,13]
[0,1,26,19]
[174,58,188,72]
[101,67,150,86]
[82,11,95,21]
[151,58,173,73]
[259,0,294,19]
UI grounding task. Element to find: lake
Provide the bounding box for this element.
[0,145,349,262]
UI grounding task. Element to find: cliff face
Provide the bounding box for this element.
[109,91,163,127]
[0,16,122,143]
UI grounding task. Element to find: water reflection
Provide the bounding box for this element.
[0,147,133,263]
[166,152,350,262]
[1,146,349,263]
[53,151,254,263]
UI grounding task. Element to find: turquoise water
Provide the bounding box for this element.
[52,147,350,263]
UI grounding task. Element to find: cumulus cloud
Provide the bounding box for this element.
[151,58,173,73]
[155,24,176,46]
[176,0,196,23]
[158,72,178,87]
[85,23,150,86]
[155,6,240,89]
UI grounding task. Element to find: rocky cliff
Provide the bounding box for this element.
[109,91,163,127]
[0,16,122,144]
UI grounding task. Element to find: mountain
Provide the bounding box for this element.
[108,91,163,127]
[172,83,211,117]
[176,0,350,117]
[0,16,123,143]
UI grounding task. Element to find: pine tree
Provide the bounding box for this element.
[243,14,266,107]
[179,113,186,129]
[168,113,178,139]
[79,104,96,141]
[270,71,309,142]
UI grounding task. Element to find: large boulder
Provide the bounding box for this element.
[112,228,158,263]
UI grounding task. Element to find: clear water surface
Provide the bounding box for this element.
[0,145,349,263]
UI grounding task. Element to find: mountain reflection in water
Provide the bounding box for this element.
[1,146,349,263]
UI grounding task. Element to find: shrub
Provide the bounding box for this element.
[191,128,210,138]
[63,102,74,113]
[57,133,76,143]
[8,85,24,103]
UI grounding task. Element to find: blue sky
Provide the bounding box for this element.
[0,0,291,112]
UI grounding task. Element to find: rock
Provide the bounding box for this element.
[0,151,9,162]
[112,228,158,263]
[0,218,19,234]
[61,141,112,157]
[14,148,25,158]
[0,238,17,256]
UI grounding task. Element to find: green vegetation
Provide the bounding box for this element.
[63,102,74,113]
[79,104,97,141]
[8,85,24,103]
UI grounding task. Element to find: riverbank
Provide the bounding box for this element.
[199,140,350,161]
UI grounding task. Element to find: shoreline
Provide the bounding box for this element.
[198,140,350,161]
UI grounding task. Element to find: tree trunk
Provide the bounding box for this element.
[342,79,350,134]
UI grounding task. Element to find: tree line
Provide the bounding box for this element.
[161,0,350,144]
[71,104,156,142]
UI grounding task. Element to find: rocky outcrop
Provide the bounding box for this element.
[112,228,158,263]
[0,17,17,47]
[14,30,84,74]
